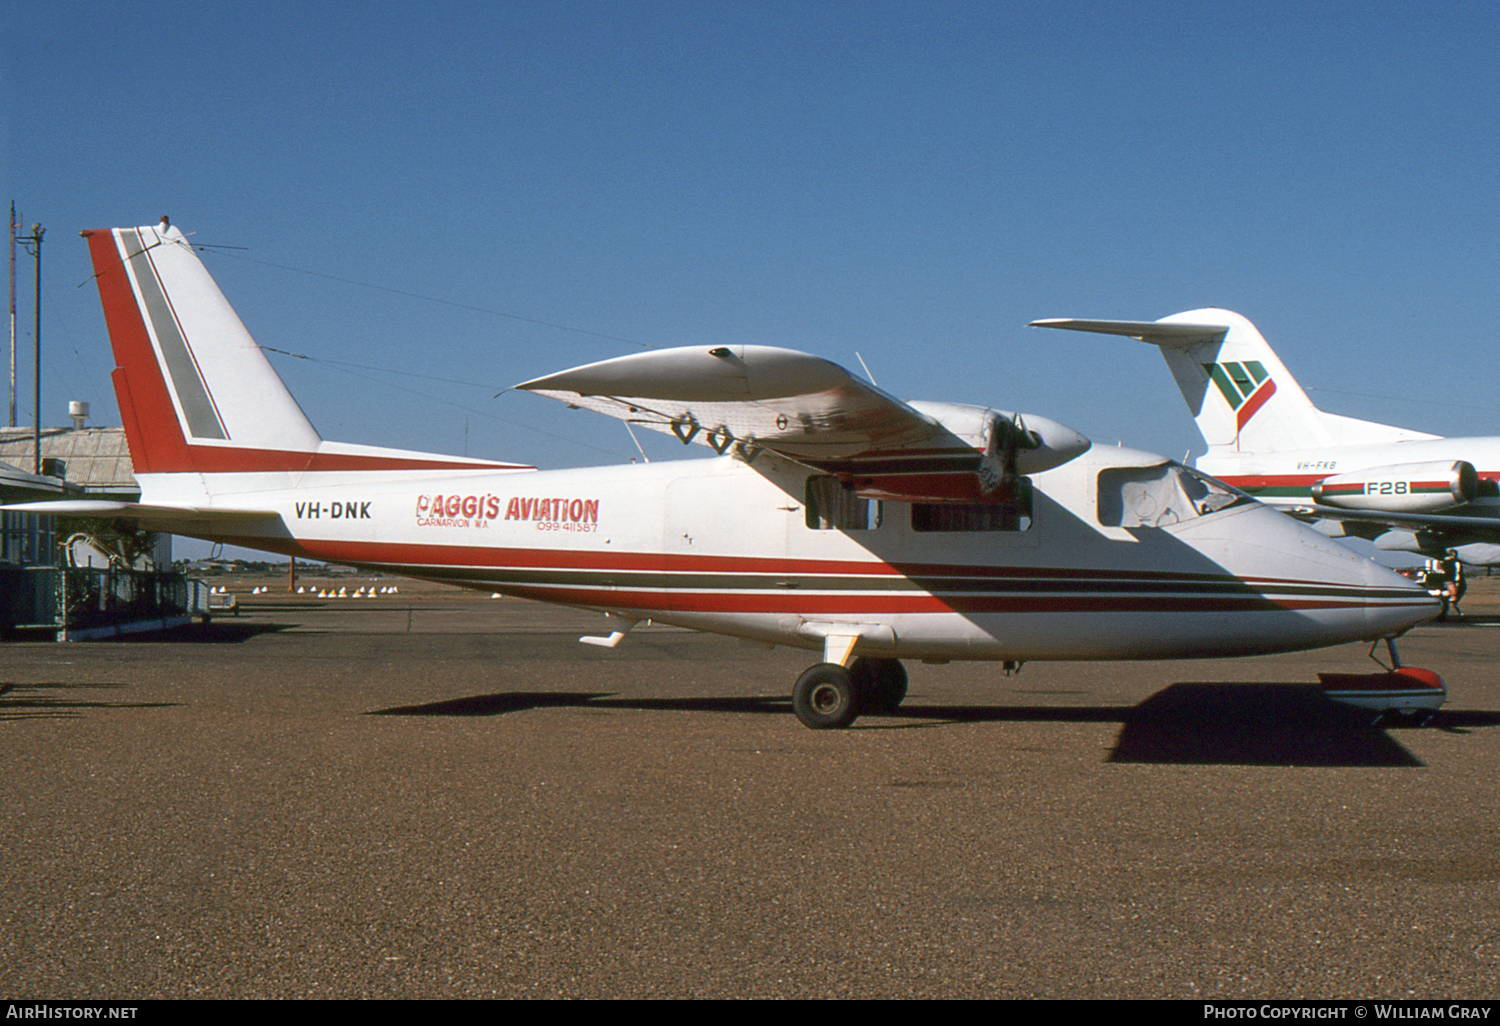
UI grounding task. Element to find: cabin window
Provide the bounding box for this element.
[805,476,882,531]
[1097,462,1245,528]
[910,479,1033,532]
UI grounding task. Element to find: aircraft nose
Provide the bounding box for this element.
[1359,557,1441,637]
[1200,503,1442,648]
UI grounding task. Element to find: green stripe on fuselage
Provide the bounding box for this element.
[1234,484,1313,498]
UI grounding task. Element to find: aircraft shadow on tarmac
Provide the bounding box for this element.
[372,683,1500,768]
[1105,683,1451,767]
[1430,613,1500,627]
[370,692,787,718]
[0,621,293,645]
[0,681,178,722]
[138,621,295,643]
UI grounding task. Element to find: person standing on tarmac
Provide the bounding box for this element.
[1442,550,1466,619]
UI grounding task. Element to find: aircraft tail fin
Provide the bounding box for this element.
[83,220,526,483]
[84,220,322,474]
[1031,309,1436,455]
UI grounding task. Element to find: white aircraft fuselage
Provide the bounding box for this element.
[135,441,1427,663]
[4,224,1439,730]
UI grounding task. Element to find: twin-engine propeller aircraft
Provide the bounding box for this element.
[5,222,1441,729]
[1032,310,1500,566]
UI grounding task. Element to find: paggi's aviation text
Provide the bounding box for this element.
[414,494,600,531]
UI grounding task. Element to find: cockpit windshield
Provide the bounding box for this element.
[1097,462,1249,528]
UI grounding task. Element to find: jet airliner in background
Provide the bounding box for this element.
[4,222,1440,728]
[1033,310,1500,566]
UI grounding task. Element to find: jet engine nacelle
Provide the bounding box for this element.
[1312,460,1477,513]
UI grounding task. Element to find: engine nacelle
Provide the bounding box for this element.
[1312,460,1477,513]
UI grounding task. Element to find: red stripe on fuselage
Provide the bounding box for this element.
[192,535,1427,621]
[210,533,1413,616]
[1217,473,1323,489]
[403,583,1411,617]
[204,533,1401,593]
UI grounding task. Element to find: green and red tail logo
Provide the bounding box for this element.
[1204,361,1277,432]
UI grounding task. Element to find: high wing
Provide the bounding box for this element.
[516,345,936,458]
[515,344,1091,502]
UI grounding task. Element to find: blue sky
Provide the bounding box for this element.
[6,0,1500,481]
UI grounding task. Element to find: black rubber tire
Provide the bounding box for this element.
[849,657,908,715]
[792,663,860,729]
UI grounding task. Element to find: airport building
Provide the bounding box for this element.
[0,423,186,636]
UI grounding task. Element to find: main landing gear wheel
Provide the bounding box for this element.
[849,657,908,715]
[792,663,860,730]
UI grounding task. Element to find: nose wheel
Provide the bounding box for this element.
[792,664,859,729]
[791,657,909,729]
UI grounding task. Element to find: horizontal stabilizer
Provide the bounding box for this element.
[1028,318,1229,347]
[0,462,69,501]
[1,499,281,532]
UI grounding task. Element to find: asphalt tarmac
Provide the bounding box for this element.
[4,574,1500,999]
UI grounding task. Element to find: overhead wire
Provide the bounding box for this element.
[184,244,652,461]
[198,245,654,350]
[258,345,634,462]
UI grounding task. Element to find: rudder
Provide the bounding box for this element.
[84,220,322,474]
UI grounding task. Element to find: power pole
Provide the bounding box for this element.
[8,203,16,429]
[17,222,42,473]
